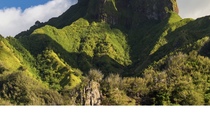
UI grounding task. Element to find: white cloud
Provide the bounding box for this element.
[0,0,77,37]
[177,0,210,19]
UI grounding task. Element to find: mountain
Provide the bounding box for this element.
[16,0,179,37]
[15,0,179,75]
[1,0,210,105]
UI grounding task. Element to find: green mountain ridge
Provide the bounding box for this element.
[1,0,210,105]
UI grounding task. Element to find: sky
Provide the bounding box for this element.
[0,0,210,37]
[177,0,210,19]
[0,0,77,37]
[0,0,50,10]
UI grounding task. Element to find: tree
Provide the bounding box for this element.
[87,69,104,82]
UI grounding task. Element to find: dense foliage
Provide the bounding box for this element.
[2,0,210,105]
[18,18,131,74]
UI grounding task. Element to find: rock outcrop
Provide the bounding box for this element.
[86,0,179,26]
[132,0,179,20]
[84,81,101,105]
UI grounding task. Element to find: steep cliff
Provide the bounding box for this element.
[16,0,179,38]
[86,0,179,27]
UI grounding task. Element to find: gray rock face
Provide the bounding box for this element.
[84,81,101,105]
[86,0,179,27]
[131,0,179,20]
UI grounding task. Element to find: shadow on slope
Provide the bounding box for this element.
[126,16,175,75]
[151,16,210,62]
[127,15,210,76]
[18,34,124,75]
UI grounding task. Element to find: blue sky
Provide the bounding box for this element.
[0,0,210,37]
[0,0,50,10]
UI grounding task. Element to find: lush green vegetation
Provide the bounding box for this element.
[18,18,131,74]
[2,0,210,105]
[36,49,82,90]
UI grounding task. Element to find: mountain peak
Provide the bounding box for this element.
[85,0,179,26]
[16,0,179,37]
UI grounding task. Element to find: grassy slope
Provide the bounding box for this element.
[17,13,210,77]
[19,18,131,74]
[0,40,21,71]
[0,37,38,78]
[36,49,81,90]
[0,37,80,105]
[129,14,210,76]
[0,37,61,105]
[127,13,195,75]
